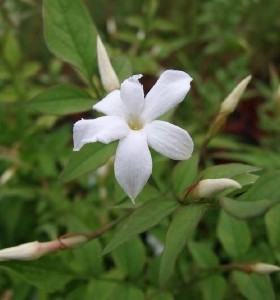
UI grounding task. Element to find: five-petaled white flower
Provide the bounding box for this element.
[73,70,194,201]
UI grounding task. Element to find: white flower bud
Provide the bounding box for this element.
[220,75,252,115]
[0,241,42,261]
[97,36,120,92]
[250,262,280,275]
[0,167,16,185]
[189,178,241,199]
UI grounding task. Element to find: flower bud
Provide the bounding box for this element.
[0,241,42,261]
[250,262,280,275]
[97,36,120,92]
[220,75,252,115]
[188,178,241,199]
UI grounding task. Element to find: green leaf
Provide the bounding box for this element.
[200,275,226,300]
[232,173,259,187]
[221,198,278,220]
[111,285,145,300]
[102,198,178,255]
[217,210,251,257]
[86,281,145,300]
[0,255,75,292]
[43,0,97,81]
[86,280,118,300]
[188,241,219,268]
[27,85,94,115]
[172,154,199,194]
[201,163,260,179]
[233,272,275,300]
[4,31,22,68]
[238,171,280,202]
[112,237,145,279]
[265,203,280,250]
[61,142,117,182]
[113,56,133,82]
[159,205,204,285]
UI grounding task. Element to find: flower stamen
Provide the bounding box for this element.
[128,120,142,130]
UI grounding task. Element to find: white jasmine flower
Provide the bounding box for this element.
[73,70,193,201]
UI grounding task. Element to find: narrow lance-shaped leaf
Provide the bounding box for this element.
[220,197,278,220]
[159,205,205,285]
[43,0,97,81]
[61,142,117,182]
[201,163,260,179]
[27,85,94,115]
[102,198,178,255]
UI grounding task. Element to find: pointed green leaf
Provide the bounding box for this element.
[221,198,278,220]
[265,203,280,250]
[217,210,251,257]
[238,171,280,202]
[233,272,275,300]
[61,142,117,182]
[103,198,178,255]
[43,0,97,81]
[4,31,22,68]
[27,85,94,115]
[159,205,204,285]
[201,163,260,179]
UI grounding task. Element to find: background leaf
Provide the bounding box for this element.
[61,142,117,182]
[112,236,146,279]
[220,197,278,220]
[233,272,275,300]
[43,0,97,81]
[217,210,251,257]
[201,163,260,179]
[0,255,75,292]
[27,85,94,115]
[159,205,204,285]
[102,198,178,255]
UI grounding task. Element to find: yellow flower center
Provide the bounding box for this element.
[128,120,143,130]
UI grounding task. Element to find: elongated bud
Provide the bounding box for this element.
[97,36,120,92]
[0,235,88,262]
[220,75,252,115]
[250,262,280,275]
[0,241,43,261]
[187,178,241,199]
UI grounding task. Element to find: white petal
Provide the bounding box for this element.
[93,90,125,117]
[142,70,192,121]
[120,75,145,119]
[145,120,193,160]
[114,130,152,201]
[73,116,129,151]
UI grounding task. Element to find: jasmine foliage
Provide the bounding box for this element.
[1,0,280,299]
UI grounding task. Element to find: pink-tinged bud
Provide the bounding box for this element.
[250,263,280,275]
[220,75,252,115]
[0,241,42,261]
[97,36,120,92]
[188,178,241,199]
